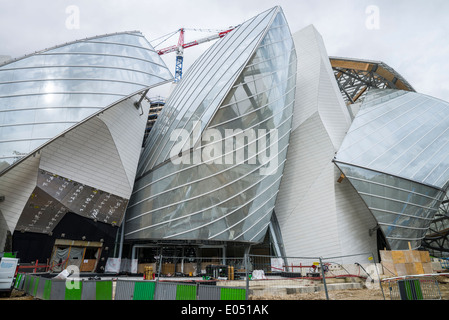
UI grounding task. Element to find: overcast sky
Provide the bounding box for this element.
[1,0,449,101]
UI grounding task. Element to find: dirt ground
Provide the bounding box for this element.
[3,278,449,301]
[0,289,34,300]
[250,279,449,300]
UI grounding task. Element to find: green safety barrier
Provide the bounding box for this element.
[17,275,247,301]
[24,275,31,294]
[133,281,156,300]
[176,284,197,300]
[18,274,27,291]
[220,287,246,300]
[43,279,52,300]
[18,275,112,301]
[33,277,39,297]
[95,281,113,300]
[2,252,17,258]
[398,279,424,300]
[14,274,22,289]
[65,281,83,300]
[27,276,35,294]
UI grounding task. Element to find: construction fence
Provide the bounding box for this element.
[13,252,445,300]
[385,275,442,300]
[13,272,246,301]
[245,252,384,300]
[152,253,384,300]
[15,273,114,300]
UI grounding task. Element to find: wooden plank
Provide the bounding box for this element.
[405,263,417,275]
[380,249,434,276]
[420,251,431,263]
[404,250,413,263]
[54,239,103,247]
[395,263,408,276]
[392,251,406,264]
[330,59,371,72]
[423,262,434,274]
[80,259,97,272]
[380,250,393,262]
[352,86,367,102]
[375,66,395,82]
[381,261,397,276]
[405,250,421,263]
[395,79,410,91]
[414,262,424,275]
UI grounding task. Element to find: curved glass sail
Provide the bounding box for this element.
[125,6,297,243]
[335,89,449,249]
[0,31,172,171]
[137,7,279,174]
[336,90,449,189]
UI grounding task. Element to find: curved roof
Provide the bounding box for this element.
[137,7,283,174]
[335,89,449,189]
[0,88,155,234]
[334,89,449,250]
[125,6,297,243]
[329,57,415,105]
[0,31,172,170]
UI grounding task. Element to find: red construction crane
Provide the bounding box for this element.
[156,27,235,82]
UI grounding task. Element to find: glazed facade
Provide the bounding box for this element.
[1,6,449,258]
[124,7,297,243]
[0,31,172,171]
[0,32,172,250]
[334,89,449,250]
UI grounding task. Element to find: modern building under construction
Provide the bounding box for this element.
[1,6,449,273]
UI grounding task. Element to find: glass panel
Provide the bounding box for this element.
[139,7,276,171]
[126,7,295,242]
[337,162,444,250]
[337,91,449,189]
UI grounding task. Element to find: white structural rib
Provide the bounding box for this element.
[274,25,378,262]
[0,84,168,239]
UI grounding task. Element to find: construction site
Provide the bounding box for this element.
[1,246,448,301]
[1,4,449,303]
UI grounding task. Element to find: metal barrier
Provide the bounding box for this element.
[198,284,221,300]
[14,273,246,300]
[15,253,379,300]
[113,280,245,300]
[134,281,156,300]
[14,273,25,290]
[246,253,385,300]
[14,273,114,300]
[386,276,442,300]
[155,281,178,300]
[15,252,383,301]
[115,279,136,300]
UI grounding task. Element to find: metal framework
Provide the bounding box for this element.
[329,57,415,105]
[156,27,235,82]
[422,194,449,257]
[143,96,165,145]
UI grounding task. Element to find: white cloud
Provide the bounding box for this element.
[0,0,448,100]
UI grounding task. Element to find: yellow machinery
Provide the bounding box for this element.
[144,266,153,280]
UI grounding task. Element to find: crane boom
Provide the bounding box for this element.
[181,28,234,51]
[156,27,235,82]
[157,28,234,55]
